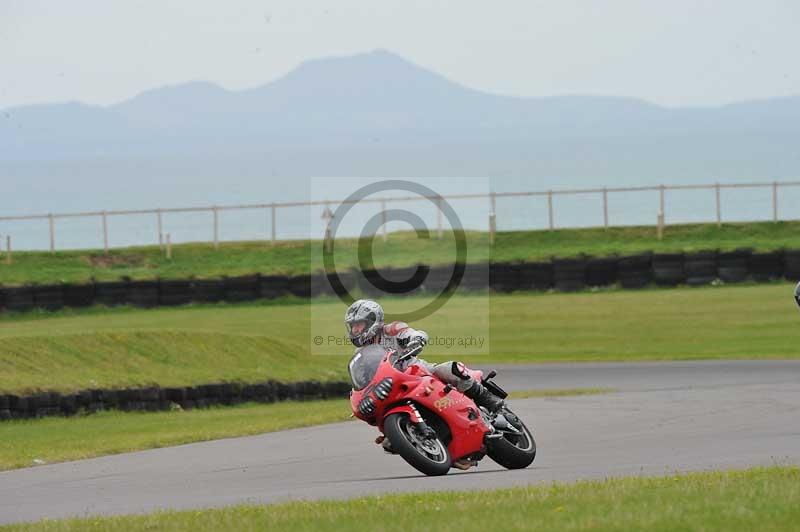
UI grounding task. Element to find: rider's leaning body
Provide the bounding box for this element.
[344,299,504,412]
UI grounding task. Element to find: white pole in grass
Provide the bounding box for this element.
[4,235,11,265]
[659,185,665,223]
[489,191,496,245]
[270,204,276,245]
[547,190,554,230]
[166,233,172,260]
[773,181,778,222]
[157,209,164,249]
[715,183,722,227]
[436,198,443,239]
[48,213,55,254]
[381,199,387,242]
[101,211,109,255]
[212,207,219,250]
[602,188,609,229]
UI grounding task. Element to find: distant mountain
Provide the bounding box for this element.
[1,49,799,190]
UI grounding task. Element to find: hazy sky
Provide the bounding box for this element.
[1,0,797,109]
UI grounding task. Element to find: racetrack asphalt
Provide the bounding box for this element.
[1,360,798,525]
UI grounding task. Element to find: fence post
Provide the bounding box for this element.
[436,198,443,239]
[101,211,109,254]
[489,191,497,245]
[547,190,554,230]
[157,209,164,249]
[773,181,778,222]
[212,207,219,249]
[657,213,664,241]
[715,183,721,227]
[4,235,11,264]
[165,233,172,260]
[602,188,608,228]
[381,200,387,242]
[659,185,665,223]
[48,213,55,254]
[270,204,276,245]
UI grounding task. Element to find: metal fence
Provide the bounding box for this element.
[1,180,798,253]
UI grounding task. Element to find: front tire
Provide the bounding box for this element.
[486,408,536,469]
[383,413,451,476]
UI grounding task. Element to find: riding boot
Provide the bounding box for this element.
[463,381,504,413]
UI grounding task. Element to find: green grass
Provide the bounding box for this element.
[0,399,352,471]
[5,467,798,531]
[1,283,797,395]
[0,388,608,471]
[1,220,799,286]
[507,387,615,399]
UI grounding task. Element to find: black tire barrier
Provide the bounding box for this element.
[617,254,653,289]
[516,262,554,291]
[421,265,458,294]
[718,249,751,283]
[159,280,193,306]
[94,281,129,307]
[128,280,160,307]
[652,253,686,287]
[749,251,784,282]
[459,262,490,292]
[190,279,226,303]
[63,283,96,307]
[784,250,800,281]
[224,275,260,302]
[4,286,35,312]
[585,257,618,287]
[259,275,290,299]
[5,248,800,316]
[0,379,353,421]
[489,262,519,293]
[553,258,587,292]
[684,251,718,286]
[33,284,65,311]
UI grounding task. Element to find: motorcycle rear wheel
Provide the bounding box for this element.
[384,413,451,476]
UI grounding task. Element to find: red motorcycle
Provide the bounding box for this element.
[349,344,536,476]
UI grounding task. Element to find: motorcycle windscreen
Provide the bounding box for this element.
[347,344,386,390]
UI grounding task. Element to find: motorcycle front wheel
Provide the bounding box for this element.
[383,413,451,476]
[486,408,537,469]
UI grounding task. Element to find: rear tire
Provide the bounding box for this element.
[486,409,536,469]
[384,413,451,476]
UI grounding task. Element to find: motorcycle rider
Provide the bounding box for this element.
[344,299,504,412]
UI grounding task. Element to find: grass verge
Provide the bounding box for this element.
[1,220,799,285]
[1,283,797,394]
[0,388,605,471]
[4,466,798,531]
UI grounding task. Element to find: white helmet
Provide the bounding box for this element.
[344,299,384,347]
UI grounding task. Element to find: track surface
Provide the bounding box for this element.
[1,360,799,525]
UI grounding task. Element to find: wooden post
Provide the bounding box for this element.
[657,213,664,241]
[270,204,276,245]
[489,191,497,245]
[436,198,443,239]
[48,213,55,254]
[4,235,11,264]
[212,207,219,249]
[715,183,721,227]
[547,190,554,230]
[659,185,665,222]
[773,181,778,222]
[157,209,164,249]
[602,188,609,228]
[102,211,109,254]
[381,200,387,242]
[165,233,172,260]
